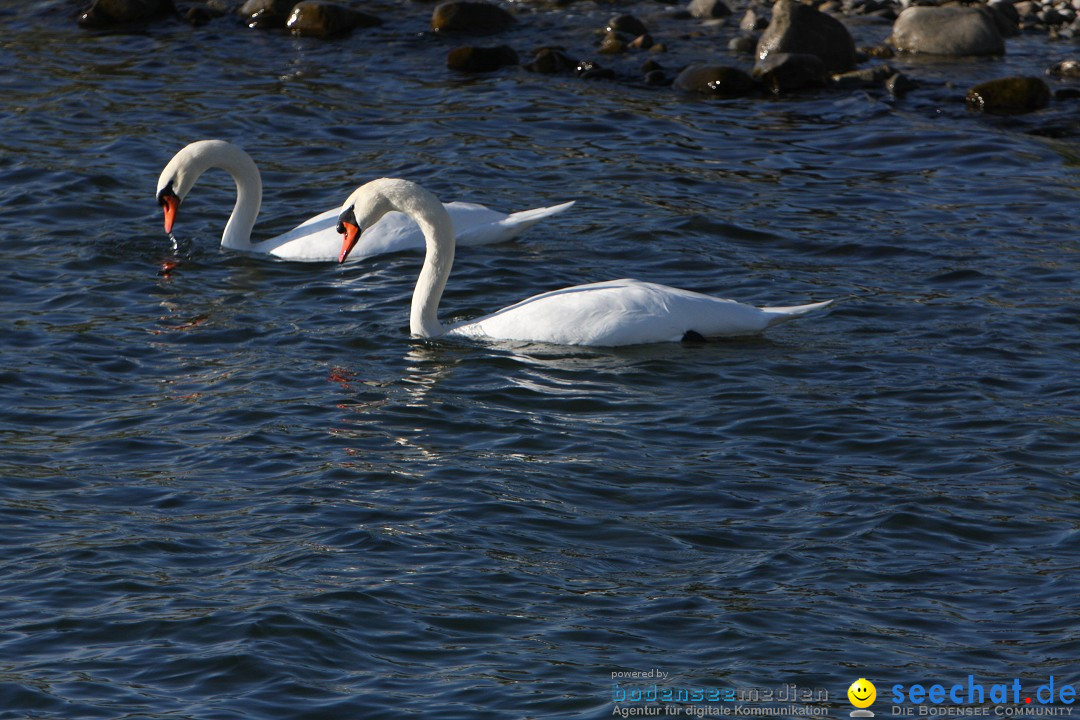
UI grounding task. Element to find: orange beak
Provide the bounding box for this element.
[162,193,179,234]
[338,221,360,263]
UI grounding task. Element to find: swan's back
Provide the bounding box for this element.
[447,279,787,346]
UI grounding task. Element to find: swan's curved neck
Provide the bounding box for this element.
[170,142,263,251]
[213,147,262,251]
[401,187,456,338]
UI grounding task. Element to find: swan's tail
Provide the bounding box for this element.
[762,299,834,327]
[502,200,575,233]
[456,201,575,247]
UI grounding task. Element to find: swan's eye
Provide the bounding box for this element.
[336,222,345,234]
[157,186,177,207]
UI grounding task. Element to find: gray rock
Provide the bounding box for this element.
[286,1,381,37]
[673,64,756,96]
[889,7,1005,56]
[756,0,857,73]
[432,1,515,34]
[966,76,1050,114]
[687,0,731,19]
[447,45,519,72]
[753,51,827,93]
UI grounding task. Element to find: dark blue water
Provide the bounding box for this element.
[2,3,1078,718]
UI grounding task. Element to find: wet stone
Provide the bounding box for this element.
[432,1,516,34]
[673,64,756,97]
[576,60,615,80]
[754,51,827,93]
[286,1,381,37]
[966,76,1051,114]
[238,0,295,27]
[740,8,767,31]
[78,0,171,26]
[889,6,1005,56]
[644,69,668,85]
[831,64,895,89]
[687,0,731,20]
[1047,60,1080,78]
[728,34,757,54]
[447,44,519,72]
[886,72,916,96]
[756,0,857,73]
[524,47,576,73]
[599,33,627,54]
[607,14,647,36]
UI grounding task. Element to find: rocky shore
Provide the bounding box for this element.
[72,0,1080,118]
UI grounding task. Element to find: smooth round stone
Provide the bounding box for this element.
[889,6,1005,55]
[286,2,381,37]
[753,52,827,93]
[606,14,648,36]
[966,76,1051,114]
[756,0,857,73]
[432,2,516,34]
[673,64,756,97]
[447,45,519,72]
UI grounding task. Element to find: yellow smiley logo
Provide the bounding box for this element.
[848,678,876,708]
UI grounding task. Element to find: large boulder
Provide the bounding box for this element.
[889,6,1005,56]
[432,1,515,34]
[756,0,857,73]
[285,2,381,37]
[966,76,1050,114]
[674,64,756,97]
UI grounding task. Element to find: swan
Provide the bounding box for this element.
[155,140,574,262]
[336,178,834,346]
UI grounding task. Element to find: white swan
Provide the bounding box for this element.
[337,179,833,346]
[155,140,574,262]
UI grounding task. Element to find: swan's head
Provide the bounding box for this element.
[155,140,248,234]
[336,178,416,263]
